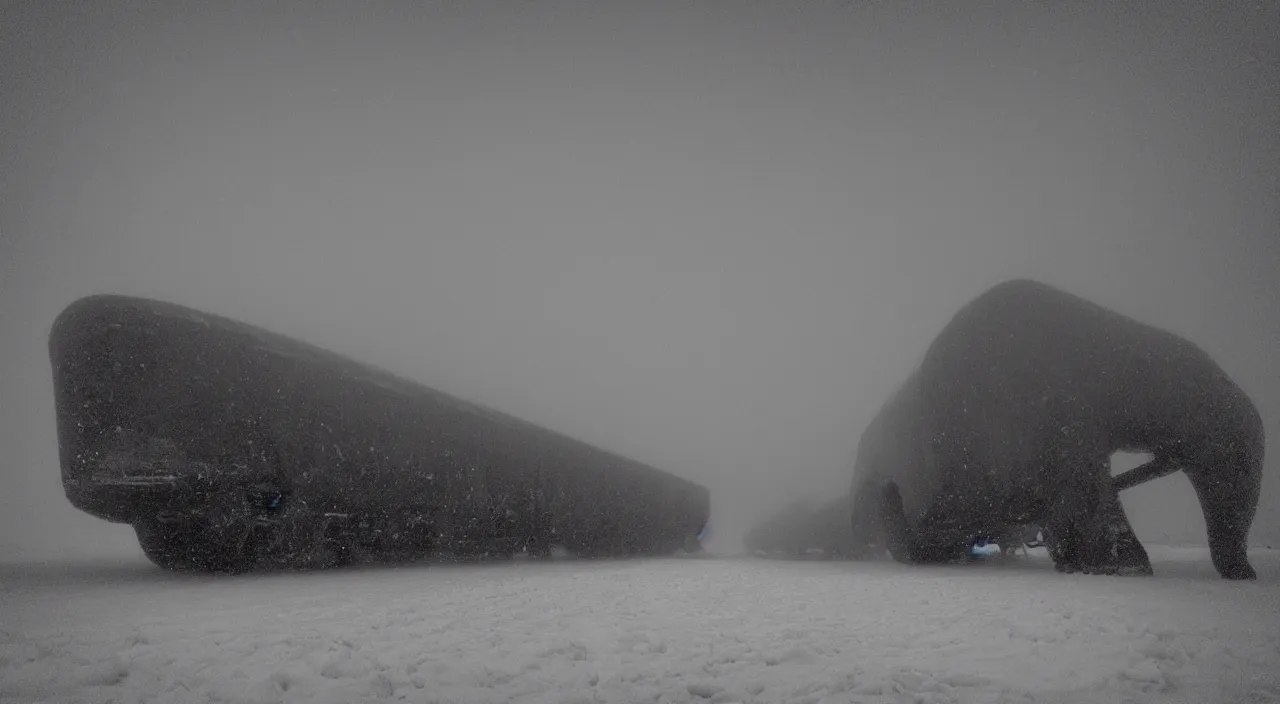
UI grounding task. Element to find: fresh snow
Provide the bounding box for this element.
[2,546,1279,704]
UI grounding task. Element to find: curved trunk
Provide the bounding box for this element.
[1185,391,1265,580]
[1185,456,1262,580]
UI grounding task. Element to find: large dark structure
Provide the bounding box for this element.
[848,279,1265,580]
[49,294,710,573]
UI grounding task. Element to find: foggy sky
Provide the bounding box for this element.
[3,0,1277,561]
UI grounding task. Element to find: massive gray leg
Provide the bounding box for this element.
[1044,448,1152,576]
[878,482,915,564]
[849,477,890,560]
[876,483,972,565]
[1184,463,1258,580]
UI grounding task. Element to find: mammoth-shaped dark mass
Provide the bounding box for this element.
[848,279,1265,580]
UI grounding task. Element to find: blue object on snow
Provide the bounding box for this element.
[970,537,1002,557]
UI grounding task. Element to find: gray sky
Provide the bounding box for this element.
[3,0,1277,561]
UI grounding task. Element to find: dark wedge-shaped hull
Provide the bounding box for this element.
[49,294,710,573]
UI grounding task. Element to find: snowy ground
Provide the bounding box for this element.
[2,546,1279,704]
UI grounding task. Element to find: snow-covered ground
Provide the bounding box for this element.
[3,546,1278,704]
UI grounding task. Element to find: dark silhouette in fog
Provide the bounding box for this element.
[743,495,855,559]
[849,280,1265,579]
[49,294,709,572]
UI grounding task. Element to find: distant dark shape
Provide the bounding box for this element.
[48,295,710,574]
[744,496,855,560]
[848,279,1265,580]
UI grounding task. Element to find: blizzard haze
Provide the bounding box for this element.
[2,0,1278,561]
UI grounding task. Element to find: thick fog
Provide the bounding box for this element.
[2,0,1277,561]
